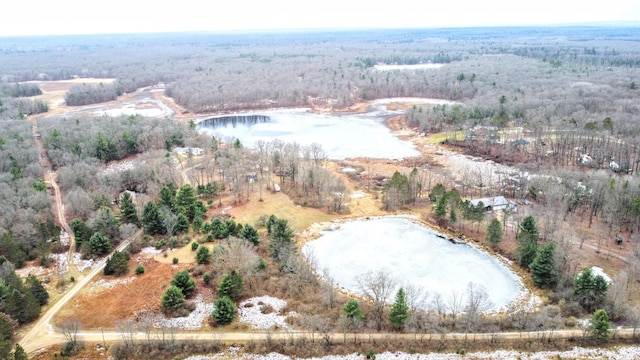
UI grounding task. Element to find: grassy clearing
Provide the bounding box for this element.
[427,131,464,143]
[228,189,335,233]
[154,242,215,264]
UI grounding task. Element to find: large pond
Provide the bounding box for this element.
[197,100,444,159]
[302,216,524,312]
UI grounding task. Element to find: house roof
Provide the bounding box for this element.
[469,196,509,207]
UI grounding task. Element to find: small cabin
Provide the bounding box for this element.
[468,196,515,212]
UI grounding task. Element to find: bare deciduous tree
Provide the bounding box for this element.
[356,269,396,330]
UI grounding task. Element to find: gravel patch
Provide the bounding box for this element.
[184,346,640,360]
[239,296,296,330]
[140,247,163,256]
[143,295,212,330]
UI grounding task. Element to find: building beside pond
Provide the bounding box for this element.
[468,195,516,212]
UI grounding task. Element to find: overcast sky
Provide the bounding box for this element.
[2,0,639,36]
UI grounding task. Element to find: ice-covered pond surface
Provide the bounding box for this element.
[302,217,524,312]
[197,105,421,160]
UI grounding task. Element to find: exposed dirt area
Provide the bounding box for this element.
[53,252,194,329]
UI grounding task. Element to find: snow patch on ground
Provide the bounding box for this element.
[349,191,366,199]
[144,295,212,330]
[591,266,612,283]
[183,346,640,360]
[48,252,95,274]
[239,296,296,330]
[140,247,163,256]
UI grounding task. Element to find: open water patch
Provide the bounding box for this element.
[302,216,525,312]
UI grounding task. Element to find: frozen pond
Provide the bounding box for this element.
[302,217,524,312]
[197,105,421,160]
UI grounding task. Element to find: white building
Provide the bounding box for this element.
[468,196,515,212]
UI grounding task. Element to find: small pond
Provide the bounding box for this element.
[302,216,524,312]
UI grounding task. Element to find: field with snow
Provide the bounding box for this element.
[302,216,525,312]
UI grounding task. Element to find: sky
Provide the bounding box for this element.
[2,0,640,36]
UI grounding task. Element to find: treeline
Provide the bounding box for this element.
[0,121,56,266]
[2,28,638,119]
[39,114,189,166]
[0,82,48,120]
[64,83,120,106]
[0,257,48,357]
[0,83,41,97]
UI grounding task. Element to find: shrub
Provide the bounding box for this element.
[212,297,236,325]
[217,271,243,300]
[196,245,211,265]
[171,270,196,297]
[161,285,185,312]
[203,272,212,285]
[104,251,129,276]
[172,257,179,265]
[191,242,199,251]
[135,265,145,275]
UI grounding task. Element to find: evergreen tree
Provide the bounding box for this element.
[434,191,448,218]
[516,215,539,268]
[266,214,277,235]
[171,270,196,297]
[161,285,184,312]
[88,232,112,256]
[104,251,129,276]
[217,271,243,301]
[429,183,446,202]
[141,201,164,235]
[90,207,120,241]
[388,288,409,330]
[5,288,40,324]
[26,274,49,306]
[530,242,559,287]
[486,218,503,246]
[383,171,411,210]
[175,213,190,234]
[119,192,138,225]
[176,184,198,220]
[589,309,611,342]
[70,218,92,246]
[212,296,236,325]
[269,218,295,262]
[239,224,260,245]
[158,184,177,211]
[225,219,238,237]
[574,268,608,311]
[195,245,211,265]
[12,344,28,360]
[211,218,228,239]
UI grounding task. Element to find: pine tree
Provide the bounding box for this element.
[26,274,49,306]
[158,184,177,211]
[239,224,260,245]
[104,251,129,276]
[269,218,295,262]
[212,296,236,325]
[217,271,243,301]
[176,184,198,220]
[12,344,28,360]
[388,288,409,330]
[119,192,139,225]
[171,270,196,297]
[161,285,185,312]
[141,201,163,235]
[589,309,611,342]
[530,242,558,287]
[516,215,539,268]
[486,218,503,246]
[195,245,211,265]
[574,268,609,311]
[89,232,112,256]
